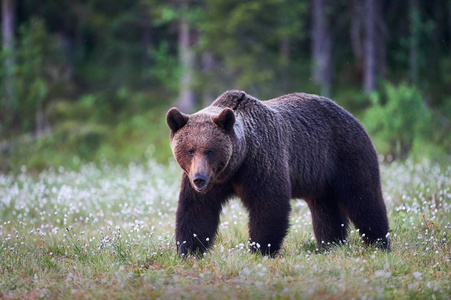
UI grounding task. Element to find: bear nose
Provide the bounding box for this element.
[193,174,207,188]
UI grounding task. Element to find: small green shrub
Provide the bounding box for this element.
[363,82,431,160]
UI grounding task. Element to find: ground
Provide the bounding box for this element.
[0,159,450,299]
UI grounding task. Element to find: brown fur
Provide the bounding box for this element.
[167,90,390,256]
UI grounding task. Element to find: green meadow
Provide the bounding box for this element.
[0,159,449,299]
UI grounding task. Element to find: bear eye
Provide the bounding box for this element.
[187,150,194,157]
[204,150,213,157]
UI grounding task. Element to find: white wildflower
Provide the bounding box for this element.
[413,272,422,281]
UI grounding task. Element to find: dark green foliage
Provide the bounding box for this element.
[200,0,309,97]
[0,18,67,135]
[148,42,180,92]
[1,0,450,172]
[2,89,173,172]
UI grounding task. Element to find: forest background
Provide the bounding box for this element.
[1,0,450,172]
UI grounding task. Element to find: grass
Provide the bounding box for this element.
[0,159,450,299]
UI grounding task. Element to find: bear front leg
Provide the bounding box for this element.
[242,189,291,256]
[175,174,231,257]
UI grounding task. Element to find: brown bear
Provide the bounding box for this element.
[166,90,390,257]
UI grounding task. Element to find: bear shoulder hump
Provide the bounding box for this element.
[211,90,261,111]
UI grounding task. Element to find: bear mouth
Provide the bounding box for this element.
[193,183,208,192]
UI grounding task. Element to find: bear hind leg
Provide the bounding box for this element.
[307,197,349,249]
[344,195,391,251]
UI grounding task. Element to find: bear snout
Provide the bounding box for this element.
[192,173,208,191]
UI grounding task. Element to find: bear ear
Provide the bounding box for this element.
[212,108,235,132]
[166,107,189,133]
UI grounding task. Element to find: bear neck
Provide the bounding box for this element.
[221,116,247,182]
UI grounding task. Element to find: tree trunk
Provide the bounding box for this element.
[311,0,332,97]
[364,0,377,91]
[400,140,412,160]
[141,9,152,85]
[279,38,290,63]
[449,0,451,54]
[350,0,364,72]
[409,0,420,85]
[178,16,198,113]
[56,31,73,83]
[36,98,44,136]
[202,51,215,106]
[376,14,387,78]
[279,37,290,92]
[2,0,15,115]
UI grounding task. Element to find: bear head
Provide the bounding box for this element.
[166,107,236,193]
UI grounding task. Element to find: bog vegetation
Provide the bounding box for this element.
[0,159,450,298]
